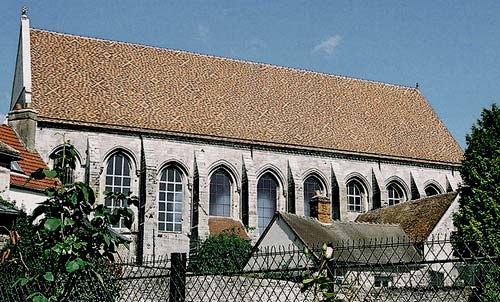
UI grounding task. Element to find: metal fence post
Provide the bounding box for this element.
[169,252,187,302]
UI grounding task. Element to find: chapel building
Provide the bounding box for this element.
[6,13,463,258]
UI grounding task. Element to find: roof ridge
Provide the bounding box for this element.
[333,220,401,227]
[30,28,418,91]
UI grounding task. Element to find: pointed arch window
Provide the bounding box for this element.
[209,169,232,217]
[303,176,323,217]
[257,173,278,234]
[158,166,183,233]
[425,184,441,197]
[387,183,406,206]
[104,153,132,228]
[51,146,76,185]
[347,179,365,213]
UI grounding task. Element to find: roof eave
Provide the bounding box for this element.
[37,117,463,168]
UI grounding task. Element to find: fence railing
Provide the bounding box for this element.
[1,238,500,301]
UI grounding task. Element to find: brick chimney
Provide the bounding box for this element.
[310,190,331,223]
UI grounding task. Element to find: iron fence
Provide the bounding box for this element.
[1,238,499,301]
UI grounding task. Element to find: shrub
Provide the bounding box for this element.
[191,229,252,274]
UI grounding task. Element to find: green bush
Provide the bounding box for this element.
[191,229,252,274]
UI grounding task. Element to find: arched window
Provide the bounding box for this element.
[346,179,365,213]
[209,169,232,217]
[425,184,441,197]
[158,167,183,233]
[257,173,278,234]
[303,176,323,217]
[104,153,132,228]
[51,146,77,185]
[387,183,406,206]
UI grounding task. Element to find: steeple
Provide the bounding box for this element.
[8,7,37,152]
[10,6,32,110]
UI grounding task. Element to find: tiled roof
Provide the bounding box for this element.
[208,217,250,240]
[274,212,418,263]
[29,29,462,164]
[355,192,459,241]
[0,125,54,191]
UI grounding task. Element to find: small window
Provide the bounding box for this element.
[387,183,406,206]
[10,161,24,173]
[346,180,364,213]
[425,184,441,197]
[374,275,393,288]
[158,167,183,233]
[429,270,444,288]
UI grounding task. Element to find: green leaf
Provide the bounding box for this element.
[27,292,48,302]
[63,217,75,226]
[65,259,81,273]
[43,169,58,178]
[44,218,62,232]
[14,277,31,287]
[104,234,111,246]
[30,168,47,180]
[43,272,54,282]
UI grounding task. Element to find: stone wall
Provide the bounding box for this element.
[34,125,461,257]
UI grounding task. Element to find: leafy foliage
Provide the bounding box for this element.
[452,104,500,300]
[0,144,137,301]
[191,228,252,273]
[453,104,500,253]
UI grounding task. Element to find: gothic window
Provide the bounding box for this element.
[158,166,183,233]
[209,169,232,217]
[347,179,364,213]
[303,176,323,217]
[104,153,132,228]
[425,184,441,197]
[387,183,406,206]
[257,173,278,234]
[51,147,76,185]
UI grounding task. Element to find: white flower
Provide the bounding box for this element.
[325,246,334,259]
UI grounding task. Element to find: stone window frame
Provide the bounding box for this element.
[48,144,83,185]
[209,167,234,217]
[104,151,134,228]
[346,178,366,213]
[386,182,407,206]
[257,172,280,234]
[424,183,442,197]
[303,174,326,217]
[157,165,185,233]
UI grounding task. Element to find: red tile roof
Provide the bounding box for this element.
[208,217,250,240]
[29,29,462,165]
[0,125,55,191]
[355,192,458,241]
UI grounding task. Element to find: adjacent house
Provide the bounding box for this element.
[249,210,421,290]
[5,11,463,258]
[356,192,461,286]
[0,124,54,214]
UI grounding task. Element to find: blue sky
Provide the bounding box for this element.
[1,1,499,148]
